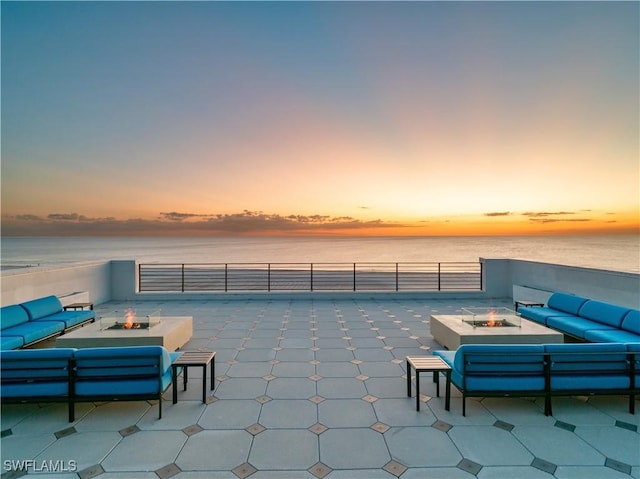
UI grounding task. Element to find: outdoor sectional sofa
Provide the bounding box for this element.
[433,342,639,416]
[0,295,95,350]
[518,292,640,342]
[0,346,182,421]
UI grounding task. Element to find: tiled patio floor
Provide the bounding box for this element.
[2,297,638,478]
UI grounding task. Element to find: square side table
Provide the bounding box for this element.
[172,351,216,404]
[406,355,451,411]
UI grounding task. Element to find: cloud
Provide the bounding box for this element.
[160,212,212,222]
[519,210,594,224]
[521,211,576,217]
[484,211,511,217]
[3,210,404,236]
[15,214,43,221]
[528,218,592,224]
[47,213,80,221]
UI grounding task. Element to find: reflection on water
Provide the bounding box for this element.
[2,235,638,273]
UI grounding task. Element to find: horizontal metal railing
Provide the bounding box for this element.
[138,262,483,292]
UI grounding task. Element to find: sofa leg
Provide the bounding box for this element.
[630,394,635,415]
[544,396,552,416]
[69,400,75,422]
[462,396,466,417]
[158,398,162,419]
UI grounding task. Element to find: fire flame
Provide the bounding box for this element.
[124,308,136,329]
[486,310,497,327]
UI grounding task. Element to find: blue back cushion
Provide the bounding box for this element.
[621,310,640,334]
[578,300,630,328]
[454,344,546,374]
[1,348,75,380]
[21,296,63,320]
[547,292,588,315]
[1,305,30,329]
[545,343,628,372]
[74,346,167,378]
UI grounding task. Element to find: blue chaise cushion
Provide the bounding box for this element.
[0,335,25,350]
[519,307,575,326]
[584,329,640,343]
[35,310,95,328]
[546,316,616,340]
[585,310,640,342]
[21,295,63,320]
[2,320,65,344]
[1,305,30,330]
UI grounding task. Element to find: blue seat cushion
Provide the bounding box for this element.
[577,300,630,328]
[621,310,640,335]
[547,292,589,315]
[20,295,63,320]
[2,321,65,344]
[519,308,575,326]
[584,329,640,343]
[550,374,630,391]
[74,378,162,396]
[1,382,69,398]
[1,305,30,330]
[33,310,95,328]
[0,335,24,350]
[546,316,616,340]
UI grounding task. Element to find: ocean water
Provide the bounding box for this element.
[1,235,638,273]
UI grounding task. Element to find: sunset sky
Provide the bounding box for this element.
[2,1,638,237]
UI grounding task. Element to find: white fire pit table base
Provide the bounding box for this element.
[55,316,193,351]
[430,314,563,350]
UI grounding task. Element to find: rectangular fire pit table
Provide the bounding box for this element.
[172,351,216,404]
[55,315,193,351]
[406,356,451,412]
[430,309,563,351]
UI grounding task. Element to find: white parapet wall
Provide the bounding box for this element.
[0,262,112,306]
[507,259,639,309]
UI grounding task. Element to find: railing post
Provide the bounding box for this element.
[395,263,399,291]
[138,263,142,292]
[181,264,185,292]
[310,263,314,292]
[225,264,228,292]
[480,261,483,290]
[438,263,441,291]
[268,264,271,292]
[353,263,356,291]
